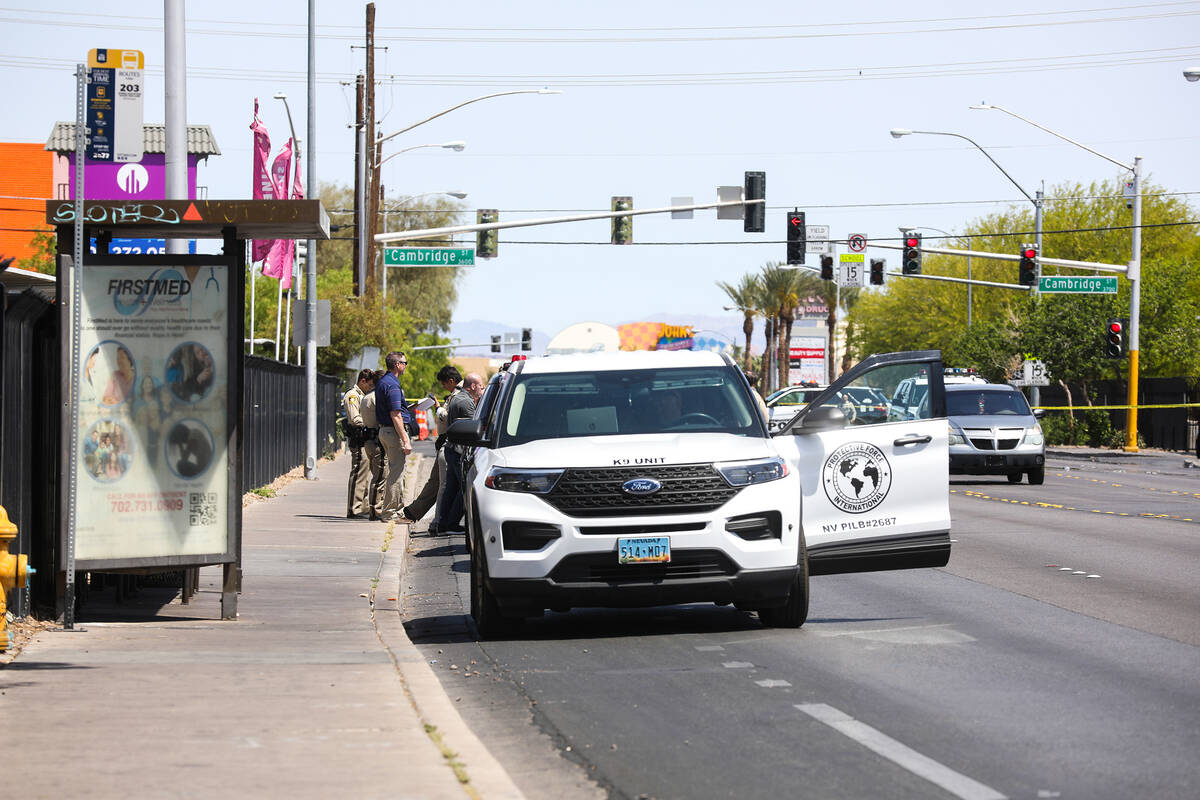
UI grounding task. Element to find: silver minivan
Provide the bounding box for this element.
[946,383,1046,484]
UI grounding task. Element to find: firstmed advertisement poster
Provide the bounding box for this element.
[75,264,229,562]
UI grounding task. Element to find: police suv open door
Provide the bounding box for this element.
[772,351,951,575]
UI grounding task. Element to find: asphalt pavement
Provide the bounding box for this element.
[1,447,523,800]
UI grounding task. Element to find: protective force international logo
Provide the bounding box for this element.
[822,441,892,514]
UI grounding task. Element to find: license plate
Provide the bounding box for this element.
[618,536,671,565]
[986,455,1006,466]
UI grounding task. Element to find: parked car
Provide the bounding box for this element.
[765,384,827,432]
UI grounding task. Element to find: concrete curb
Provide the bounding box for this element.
[371,458,526,800]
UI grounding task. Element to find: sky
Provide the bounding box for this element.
[4,1,1200,347]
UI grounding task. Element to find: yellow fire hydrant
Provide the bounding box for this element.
[1,504,35,652]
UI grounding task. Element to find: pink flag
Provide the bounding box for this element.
[261,139,295,287]
[250,99,275,262]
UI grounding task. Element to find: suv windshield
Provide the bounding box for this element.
[497,366,762,446]
[947,389,1032,416]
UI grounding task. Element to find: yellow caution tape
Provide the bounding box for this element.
[1033,403,1200,411]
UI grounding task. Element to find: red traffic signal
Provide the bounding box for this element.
[902,233,922,275]
[1023,248,1037,259]
[1104,318,1125,358]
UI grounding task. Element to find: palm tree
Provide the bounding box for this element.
[758,264,798,392]
[716,273,760,372]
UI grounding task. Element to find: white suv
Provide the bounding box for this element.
[449,349,952,637]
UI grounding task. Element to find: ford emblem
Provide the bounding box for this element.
[622,478,662,495]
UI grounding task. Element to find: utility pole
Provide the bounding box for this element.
[365,2,377,294]
[353,73,364,296]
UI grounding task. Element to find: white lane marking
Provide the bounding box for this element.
[694,645,725,652]
[756,679,791,688]
[722,661,754,669]
[796,703,1006,800]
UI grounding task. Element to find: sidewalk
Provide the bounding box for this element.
[1,450,522,800]
[1048,444,1200,472]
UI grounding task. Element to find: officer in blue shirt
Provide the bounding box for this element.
[374,351,414,521]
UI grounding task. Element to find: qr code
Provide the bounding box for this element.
[190,492,217,526]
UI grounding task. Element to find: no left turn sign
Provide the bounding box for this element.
[848,233,867,252]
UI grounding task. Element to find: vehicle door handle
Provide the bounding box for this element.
[893,434,932,447]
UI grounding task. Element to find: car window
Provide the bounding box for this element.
[497,366,763,445]
[947,390,1031,416]
[812,363,931,426]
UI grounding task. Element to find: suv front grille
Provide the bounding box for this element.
[543,463,740,517]
[549,549,737,584]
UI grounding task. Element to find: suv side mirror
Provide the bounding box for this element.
[795,404,847,434]
[447,418,485,447]
[1033,408,1045,419]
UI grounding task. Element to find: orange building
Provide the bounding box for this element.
[0,142,55,266]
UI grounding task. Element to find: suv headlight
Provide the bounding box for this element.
[484,467,565,494]
[1023,424,1044,446]
[948,424,966,446]
[714,457,788,487]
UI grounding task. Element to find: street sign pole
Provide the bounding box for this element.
[66,63,87,630]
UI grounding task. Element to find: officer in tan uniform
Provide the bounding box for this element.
[358,370,387,520]
[342,369,376,518]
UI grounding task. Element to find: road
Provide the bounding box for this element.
[402,453,1200,800]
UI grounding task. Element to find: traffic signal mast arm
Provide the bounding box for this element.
[374,197,765,244]
[869,241,1130,274]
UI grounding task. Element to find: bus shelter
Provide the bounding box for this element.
[48,199,328,619]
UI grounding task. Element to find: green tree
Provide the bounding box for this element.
[244,184,468,391]
[847,177,1200,381]
[17,230,56,274]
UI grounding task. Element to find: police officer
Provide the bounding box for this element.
[342,369,376,518]
[359,370,386,521]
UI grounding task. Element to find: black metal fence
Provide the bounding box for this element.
[243,355,342,490]
[1035,376,1200,452]
[0,288,60,617]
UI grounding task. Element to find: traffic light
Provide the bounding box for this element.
[521,328,532,351]
[477,209,499,258]
[1104,318,1126,358]
[1018,243,1038,286]
[820,255,834,281]
[611,196,632,244]
[743,171,765,233]
[491,335,501,354]
[902,232,922,275]
[786,210,806,265]
[870,258,885,286]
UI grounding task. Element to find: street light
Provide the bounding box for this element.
[889,128,1044,252]
[900,225,974,327]
[970,101,1143,451]
[1183,66,1200,82]
[362,88,562,294]
[378,140,466,170]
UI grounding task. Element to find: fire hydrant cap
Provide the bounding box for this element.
[0,505,17,538]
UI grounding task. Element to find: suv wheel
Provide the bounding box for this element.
[759,536,810,628]
[1027,467,1045,485]
[470,531,520,639]
[1007,472,1023,484]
